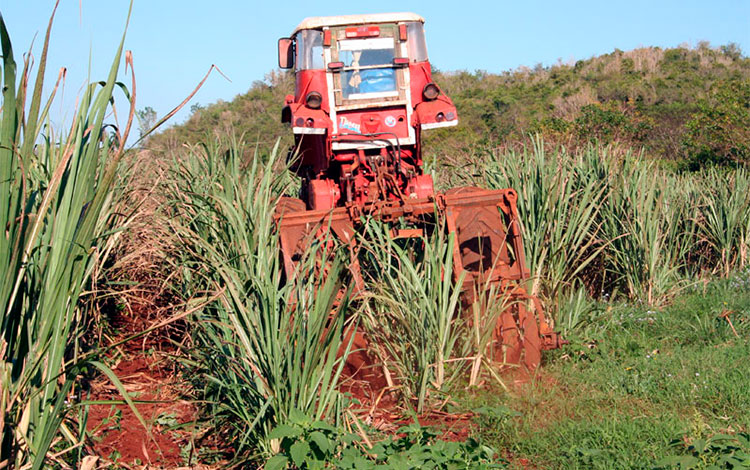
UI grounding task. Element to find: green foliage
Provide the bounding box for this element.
[574,102,652,144]
[266,417,505,469]
[656,433,750,469]
[683,79,750,168]
[696,168,750,275]
[552,284,604,337]
[455,274,750,469]
[0,8,134,469]
[474,140,750,305]
[432,45,749,161]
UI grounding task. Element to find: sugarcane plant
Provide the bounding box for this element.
[0,5,134,469]
[166,137,355,456]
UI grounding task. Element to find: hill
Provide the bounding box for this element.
[147,43,750,168]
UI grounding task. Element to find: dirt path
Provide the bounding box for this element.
[85,305,210,469]
[87,355,195,466]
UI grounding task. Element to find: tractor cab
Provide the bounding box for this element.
[278,13,457,210]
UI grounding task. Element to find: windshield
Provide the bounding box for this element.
[296,30,324,70]
[405,22,428,62]
[338,38,398,99]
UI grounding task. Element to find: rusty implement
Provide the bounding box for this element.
[275,187,563,371]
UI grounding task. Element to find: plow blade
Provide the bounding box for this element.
[275,187,563,371]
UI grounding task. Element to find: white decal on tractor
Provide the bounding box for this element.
[339,116,361,133]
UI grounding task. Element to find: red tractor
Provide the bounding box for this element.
[276,13,562,369]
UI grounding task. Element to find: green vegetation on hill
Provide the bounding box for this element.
[149,44,750,168]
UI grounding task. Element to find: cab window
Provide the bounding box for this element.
[405,22,428,62]
[338,37,397,99]
[296,30,324,70]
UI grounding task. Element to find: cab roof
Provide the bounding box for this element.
[292,12,424,35]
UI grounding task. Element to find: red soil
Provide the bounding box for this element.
[86,287,534,467]
[86,304,203,468]
[87,355,197,466]
[338,329,480,442]
[413,411,476,442]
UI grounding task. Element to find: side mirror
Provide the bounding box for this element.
[278,38,294,69]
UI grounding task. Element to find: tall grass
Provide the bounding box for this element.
[600,159,695,304]
[478,139,749,309]
[0,7,133,469]
[167,137,353,456]
[697,168,750,276]
[483,138,607,300]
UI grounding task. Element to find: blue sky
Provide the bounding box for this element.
[2,1,749,131]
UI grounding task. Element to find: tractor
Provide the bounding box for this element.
[275,13,562,370]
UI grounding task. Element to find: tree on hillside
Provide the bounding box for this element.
[683,79,750,168]
[137,106,157,139]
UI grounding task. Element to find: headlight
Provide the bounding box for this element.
[422,83,439,101]
[306,91,323,109]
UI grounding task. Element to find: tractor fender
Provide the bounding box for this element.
[411,96,458,129]
[287,102,332,134]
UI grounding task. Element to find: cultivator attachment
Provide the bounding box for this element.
[275,187,563,371]
[440,187,564,369]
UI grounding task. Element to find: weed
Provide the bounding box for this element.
[265,415,505,469]
[656,433,750,469]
